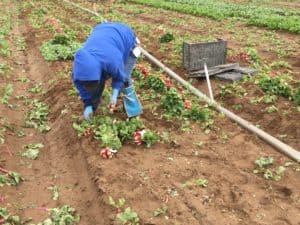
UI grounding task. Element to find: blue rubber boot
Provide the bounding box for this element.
[122,85,142,118]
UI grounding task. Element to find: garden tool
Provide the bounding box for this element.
[122,85,142,118]
[201,58,214,101]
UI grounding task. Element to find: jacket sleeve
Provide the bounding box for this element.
[73,77,93,108]
[108,62,128,91]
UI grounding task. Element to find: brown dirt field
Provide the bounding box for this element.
[0,0,299,225]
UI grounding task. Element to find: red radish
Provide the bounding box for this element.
[100,148,114,159]
[0,218,5,224]
[228,52,250,63]
[116,209,122,214]
[108,103,116,113]
[162,77,172,89]
[184,100,192,111]
[269,73,277,78]
[36,207,49,212]
[0,167,9,174]
[134,129,146,145]
[83,127,93,137]
[136,64,149,78]
[3,145,13,157]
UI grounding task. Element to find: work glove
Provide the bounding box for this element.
[83,105,93,121]
[109,89,119,113]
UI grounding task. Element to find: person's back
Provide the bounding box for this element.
[83,22,136,63]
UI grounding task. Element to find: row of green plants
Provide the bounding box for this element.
[127,0,300,33]
[220,65,300,107]
[254,73,300,105]
[0,2,81,225]
[0,169,23,187]
[24,99,50,133]
[253,156,296,181]
[40,34,82,61]
[0,205,80,225]
[73,116,160,152]
[0,2,25,211]
[24,2,83,61]
[0,0,12,57]
[132,65,215,131]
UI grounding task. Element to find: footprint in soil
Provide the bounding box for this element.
[277,187,292,197]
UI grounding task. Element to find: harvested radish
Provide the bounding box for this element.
[83,127,93,137]
[134,129,146,145]
[184,100,192,111]
[136,64,149,78]
[161,77,172,89]
[100,148,115,159]
[0,167,9,174]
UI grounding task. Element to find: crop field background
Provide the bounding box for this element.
[0,0,299,224]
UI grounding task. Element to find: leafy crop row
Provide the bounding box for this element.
[0,205,80,225]
[127,0,300,33]
[132,65,214,131]
[73,116,159,152]
[40,34,81,61]
[25,99,50,132]
[0,4,12,57]
[254,73,300,105]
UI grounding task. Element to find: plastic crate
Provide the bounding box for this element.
[183,38,227,71]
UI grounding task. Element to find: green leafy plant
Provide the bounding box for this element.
[99,126,122,150]
[25,100,50,132]
[0,126,6,144]
[1,84,13,104]
[270,61,292,69]
[109,197,139,225]
[253,156,286,181]
[42,205,80,225]
[219,83,247,97]
[117,207,139,225]
[22,143,44,160]
[187,105,212,122]
[255,156,274,168]
[255,73,292,98]
[49,185,59,201]
[117,118,144,141]
[265,105,278,113]
[142,130,160,148]
[131,67,144,81]
[0,39,10,57]
[16,36,26,51]
[153,206,168,217]
[72,120,91,137]
[293,88,300,106]
[0,204,79,225]
[40,34,82,61]
[145,75,166,93]
[263,94,277,104]
[0,63,9,75]
[0,171,23,187]
[159,32,174,43]
[0,207,24,225]
[245,47,260,64]
[30,83,42,94]
[195,178,208,187]
[109,196,126,209]
[161,87,185,117]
